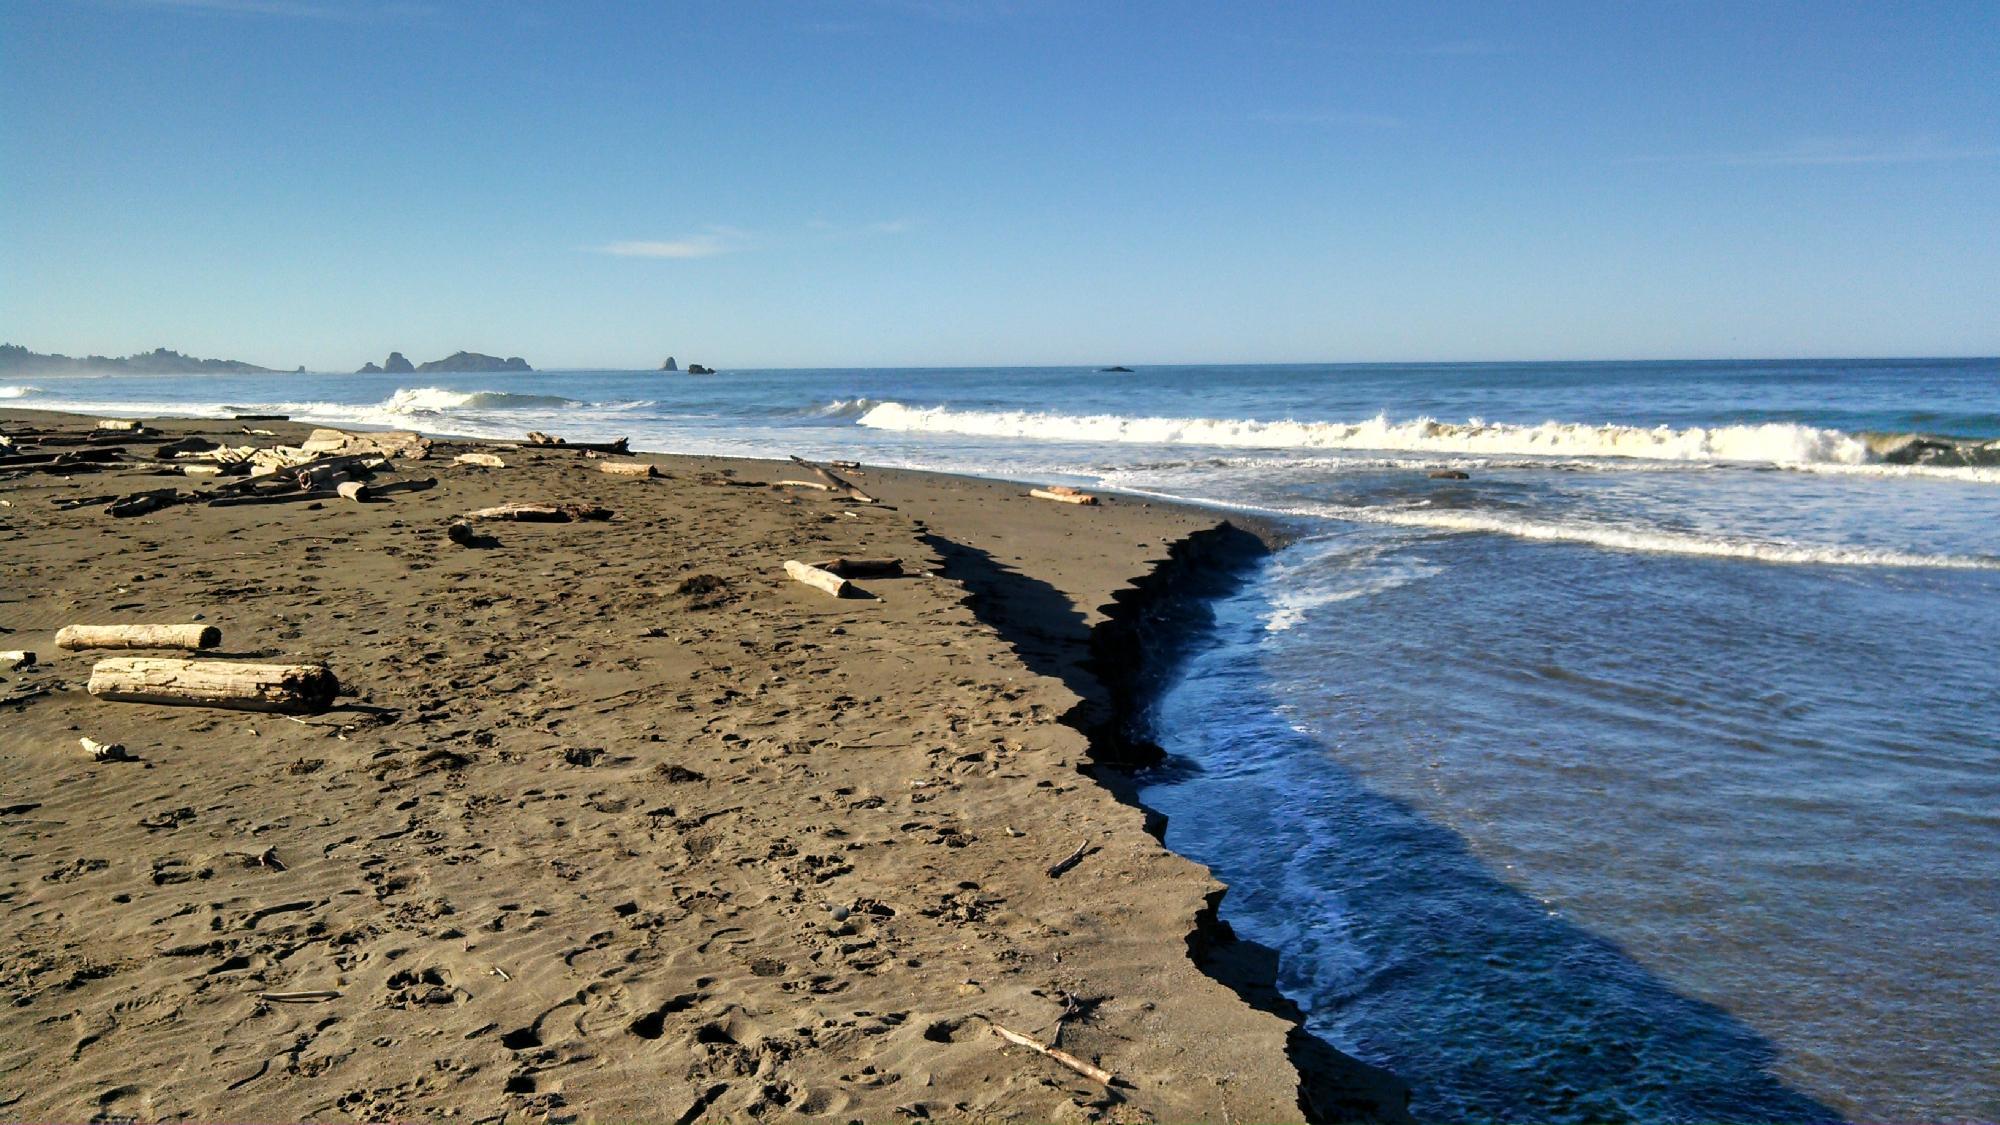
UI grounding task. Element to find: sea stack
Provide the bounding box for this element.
[383,351,415,374]
[687,363,716,375]
[415,351,532,373]
[661,356,678,372]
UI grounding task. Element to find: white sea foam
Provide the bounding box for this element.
[1107,483,2000,571]
[0,385,43,398]
[858,402,1878,463]
[1263,559,1444,631]
[1322,504,2000,570]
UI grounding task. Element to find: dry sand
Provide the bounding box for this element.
[0,410,1406,1123]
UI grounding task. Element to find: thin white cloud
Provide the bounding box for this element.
[595,219,919,260]
[594,227,751,260]
[1625,137,2000,167]
[1255,109,1404,129]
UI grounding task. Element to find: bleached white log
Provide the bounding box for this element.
[55,623,221,651]
[1030,488,1098,505]
[454,452,506,468]
[784,560,852,597]
[598,461,659,477]
[87,658,338,714]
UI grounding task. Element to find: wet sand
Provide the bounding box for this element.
[0,409,1405,1123]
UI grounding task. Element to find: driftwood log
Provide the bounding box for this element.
[464,503,612,522]
[97,419,144,432]
[336,481,369,502]
[525,431,631,454]
[0,447,122,468]
[107,489,184,518]
[87,658,339,714]
[454,452,505,468]
[789,455,877,503]
[811,557,903,578]
[598,461,658,478]
[783,560,852,597]
[1,650,34,670]
[1030,487,1098,506]
[56,623,221,652]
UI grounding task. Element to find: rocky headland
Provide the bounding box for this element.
[0,344,283,376]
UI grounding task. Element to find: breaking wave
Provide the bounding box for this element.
[372,387,581,414]
[810,398,883,418]
[858,403,2000,479]
[0,385,43,398]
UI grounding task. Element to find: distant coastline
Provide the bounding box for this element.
[0,343,293,376]
[2,344,535,377]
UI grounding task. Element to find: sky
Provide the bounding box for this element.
[3,0,1997,370]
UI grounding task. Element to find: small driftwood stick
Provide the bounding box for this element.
[80,736,130,762]
[1031,488,1098,506]
[464,503,612,522]
[598,461,658,478]
[774,479,833,491]
[989,1023,1118,1087]
[88,658,339,714]
[784,560,853,597]
[1045,839,1088,879]
[56,623,221,652]
[207,489,343,508]
[810,557,903,578]
[789,455,877,503]
[258,990,341,1003]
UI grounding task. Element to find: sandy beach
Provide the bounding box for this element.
[0,409,1405,1123]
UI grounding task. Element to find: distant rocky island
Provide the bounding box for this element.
[0,343,293,375]
[357,351,532,374]
[661,356,678,372]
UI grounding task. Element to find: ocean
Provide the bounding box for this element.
[8,358,1997,1123]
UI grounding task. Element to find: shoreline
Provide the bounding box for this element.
[0,409,1406,1122]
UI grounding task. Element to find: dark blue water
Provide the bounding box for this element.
[11,357,1999,1121]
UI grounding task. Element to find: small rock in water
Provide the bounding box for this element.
[1429,469,1471,480]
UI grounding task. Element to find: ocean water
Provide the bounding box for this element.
[11,359,1999,1122]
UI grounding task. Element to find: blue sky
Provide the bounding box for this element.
[3,0,1996,369]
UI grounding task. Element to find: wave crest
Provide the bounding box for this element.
[376,387,580,414]
[0,385,43,399]
[857,403,1886,465]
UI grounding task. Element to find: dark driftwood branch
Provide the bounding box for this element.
[1045,839,1089,879]
[789,455,877,503]
[525,431,631,454]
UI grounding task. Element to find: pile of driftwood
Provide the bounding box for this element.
[24,622,343,726]
[1,421,438,517]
